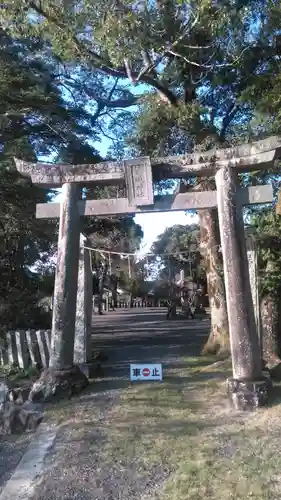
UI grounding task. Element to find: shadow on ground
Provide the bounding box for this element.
[91,308,211,381]
[0,434,32,494]
[38,355,236,500]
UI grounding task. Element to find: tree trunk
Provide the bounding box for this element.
[199,208,229,355]
[260,294,281,365]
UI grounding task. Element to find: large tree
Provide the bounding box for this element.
[2,0,281,356]
[0,29,96,336]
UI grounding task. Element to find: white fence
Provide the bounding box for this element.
[0,330,51,370]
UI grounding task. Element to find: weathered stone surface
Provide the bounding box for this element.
[50,183,81,369]
[0,344,8,366]
[26,329,42,369]
[1,402,21,434]
[260,294,281,364]
[161,135,281,164]
[15,330,30,369]
[245,232,261,344]
[215,167,263,380]
[15,137,281,185]
[227,378,271,411]
[45,329,51,353]
[21,400,44,413]
[124,157,153,205]
[8,385,31,404]
[74,235,93,366]
[6,331,18,366]
[36,184,273,219]
[0,381,10,404]
[28,365,89,402]
[0,401,43,434]
[17,406,43,433]
[227,378,270,411]
[154,149,279,177]
[36,330,50,368]
[14,158,125,187]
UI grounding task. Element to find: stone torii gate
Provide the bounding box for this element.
[14,136,281,409]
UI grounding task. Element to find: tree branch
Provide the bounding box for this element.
[167,44,253,71]
[57,81,78,106]
[84,48,177,104]
[28,1,178,106]
[54,74,139,108]
[219,103,240,141]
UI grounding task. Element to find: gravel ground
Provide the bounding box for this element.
[0,433,33,494]
[28,308,210,500]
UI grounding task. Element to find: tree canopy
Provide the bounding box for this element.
[150,223,202,281]
[3,0,281,154]
[0,26,143,334]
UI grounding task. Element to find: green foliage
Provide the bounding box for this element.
[129,95,203,157]
[118,261,148,297]
[0,158,57,334]
[87,218,144,296]
[250,211,281,298]
[150,224,204,284]
[0,363,38,381]
[0,31,94,335]
[1,0,279,155]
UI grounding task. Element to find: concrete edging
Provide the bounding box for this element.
[0,423,58,500]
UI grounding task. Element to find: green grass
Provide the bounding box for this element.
[0,363,38,381]
[45,356,281,500]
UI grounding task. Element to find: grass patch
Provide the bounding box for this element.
[0,363,38,382]
[45,356,281,500]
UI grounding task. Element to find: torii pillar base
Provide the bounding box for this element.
[227,378,271,411]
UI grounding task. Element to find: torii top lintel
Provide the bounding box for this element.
[14,135,281,188]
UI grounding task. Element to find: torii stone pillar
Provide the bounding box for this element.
[49,233,93,368]
[74,234,93,368]
[50,183,81,369]
[246,231,260,346]
[215,167,267,410]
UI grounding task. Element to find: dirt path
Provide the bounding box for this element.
[27,308,211,500]
[92,308,210,379]
[4,309,281,500]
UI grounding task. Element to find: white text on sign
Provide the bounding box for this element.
[130,364,163,381]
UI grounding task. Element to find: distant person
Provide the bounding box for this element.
[166,299,177,319]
